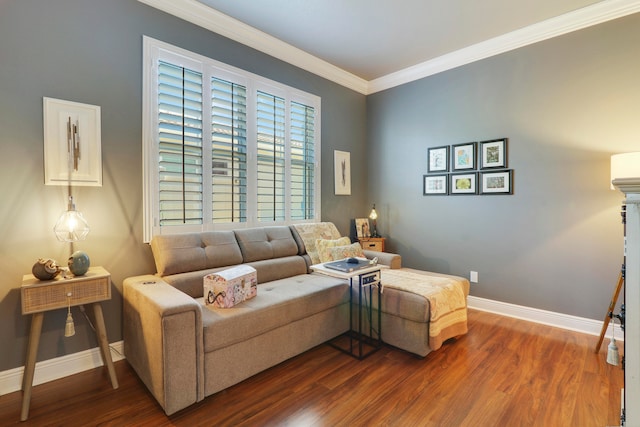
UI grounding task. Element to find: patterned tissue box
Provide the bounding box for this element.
[204,265,257,308]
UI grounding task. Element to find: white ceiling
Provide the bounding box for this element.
[141,0,640,93]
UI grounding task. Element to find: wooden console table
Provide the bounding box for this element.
[20,266,118,421]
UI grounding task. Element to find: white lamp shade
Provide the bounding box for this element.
[611,152,640,189]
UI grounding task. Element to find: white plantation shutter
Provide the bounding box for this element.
[290,102,315,220]
[211,77,248,223]
[157,61,203,226]
[256,91,286,222]
[143,37,320,241]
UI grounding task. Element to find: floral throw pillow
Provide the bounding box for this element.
[329,243,365,261]
[316,237,351,263]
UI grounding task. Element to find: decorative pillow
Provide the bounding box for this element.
[329,242,365,261]
[316,237,351,263]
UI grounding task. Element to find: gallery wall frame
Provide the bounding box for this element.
[43,97,102,186]
[423,174,448,195]
[427,145,449,173]
[480,138,508,169]
[452,142,477,171]
[480,169,513,194]
[423,138,513,196]
[450,173,477,195]
[334,150,351,195]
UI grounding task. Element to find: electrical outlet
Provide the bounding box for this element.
[470,271,478,283]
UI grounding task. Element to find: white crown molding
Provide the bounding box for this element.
[368,0,640,94]
[140,0,640,95]
[137,0,369,94]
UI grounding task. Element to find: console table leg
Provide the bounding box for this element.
[91,303,118,389]
[21,312,43,421]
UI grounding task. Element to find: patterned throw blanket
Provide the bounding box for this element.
[381,269,468,350]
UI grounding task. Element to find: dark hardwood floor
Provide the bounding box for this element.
[0,309,624,426]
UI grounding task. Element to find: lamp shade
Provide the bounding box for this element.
[611,152,640,189]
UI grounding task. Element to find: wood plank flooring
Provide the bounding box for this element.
[0,309,624,426]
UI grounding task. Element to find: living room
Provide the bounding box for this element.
[0,0,638,425]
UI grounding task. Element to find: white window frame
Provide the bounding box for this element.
[142,36,321,242]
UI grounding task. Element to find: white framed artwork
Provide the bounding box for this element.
[334,150,351,195]
[43,97,102,186]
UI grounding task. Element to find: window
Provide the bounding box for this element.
[143,37,321,242]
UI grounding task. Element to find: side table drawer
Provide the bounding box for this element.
[22,275,110,314]
[360,241,383,251]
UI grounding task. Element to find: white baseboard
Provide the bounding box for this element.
[0,341,124,396]
[467,296,624,340]
[0,298,623,396]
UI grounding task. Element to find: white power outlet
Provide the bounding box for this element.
[470,271,478,283]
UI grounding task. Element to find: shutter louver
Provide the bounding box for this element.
[256,91,285,222]
[290,102,315,220]
[211,78,248,223]
[157,61,203,226]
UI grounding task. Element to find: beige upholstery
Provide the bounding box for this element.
[123,223,467,415]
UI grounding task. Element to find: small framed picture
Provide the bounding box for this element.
[450,173,477,195]
[452,142,477,171]
[423,174,448,195]
[355,218,371,238]
[481,170,513,194]
[480,138,508,169]
[427,146,449,172]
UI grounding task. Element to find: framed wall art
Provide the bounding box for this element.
[452,142,476,171]
[427,146,449,173]
[480,138,508,169]
[423,174,448,195]
[43,97,102,186]
[480,170,513,194]
[450,173,477,195]
[334,150,351,195]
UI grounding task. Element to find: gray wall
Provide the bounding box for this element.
[0,0,637,374]
[367,13,640,318]
[0,0,366,371]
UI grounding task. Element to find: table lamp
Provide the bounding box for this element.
[369,204,379,238]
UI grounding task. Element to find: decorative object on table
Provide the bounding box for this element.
[480,138,508,169]
[334,150,351,195]
[427,145,449,172]
[480,170,513,195]
[450,173,477,195]
[355,218,370,238]
[43,97,102,187]
[423,174,448,195]
[369,204,380,237]
[68,250,91,276]
[31,258,62,281]
[451,142,476,171]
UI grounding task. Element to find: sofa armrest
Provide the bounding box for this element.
[364,250,402,269]
[123,275,204,415]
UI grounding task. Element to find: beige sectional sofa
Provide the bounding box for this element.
[123,223,468,415]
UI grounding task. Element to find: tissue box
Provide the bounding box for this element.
[204,265,257,308]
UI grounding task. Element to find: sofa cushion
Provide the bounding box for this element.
[316,237,351,263]
[234,226,299,263]
[291,223,341,264]
[200,273,349,352]
[151,231,243,276]
[329,242,365,261]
